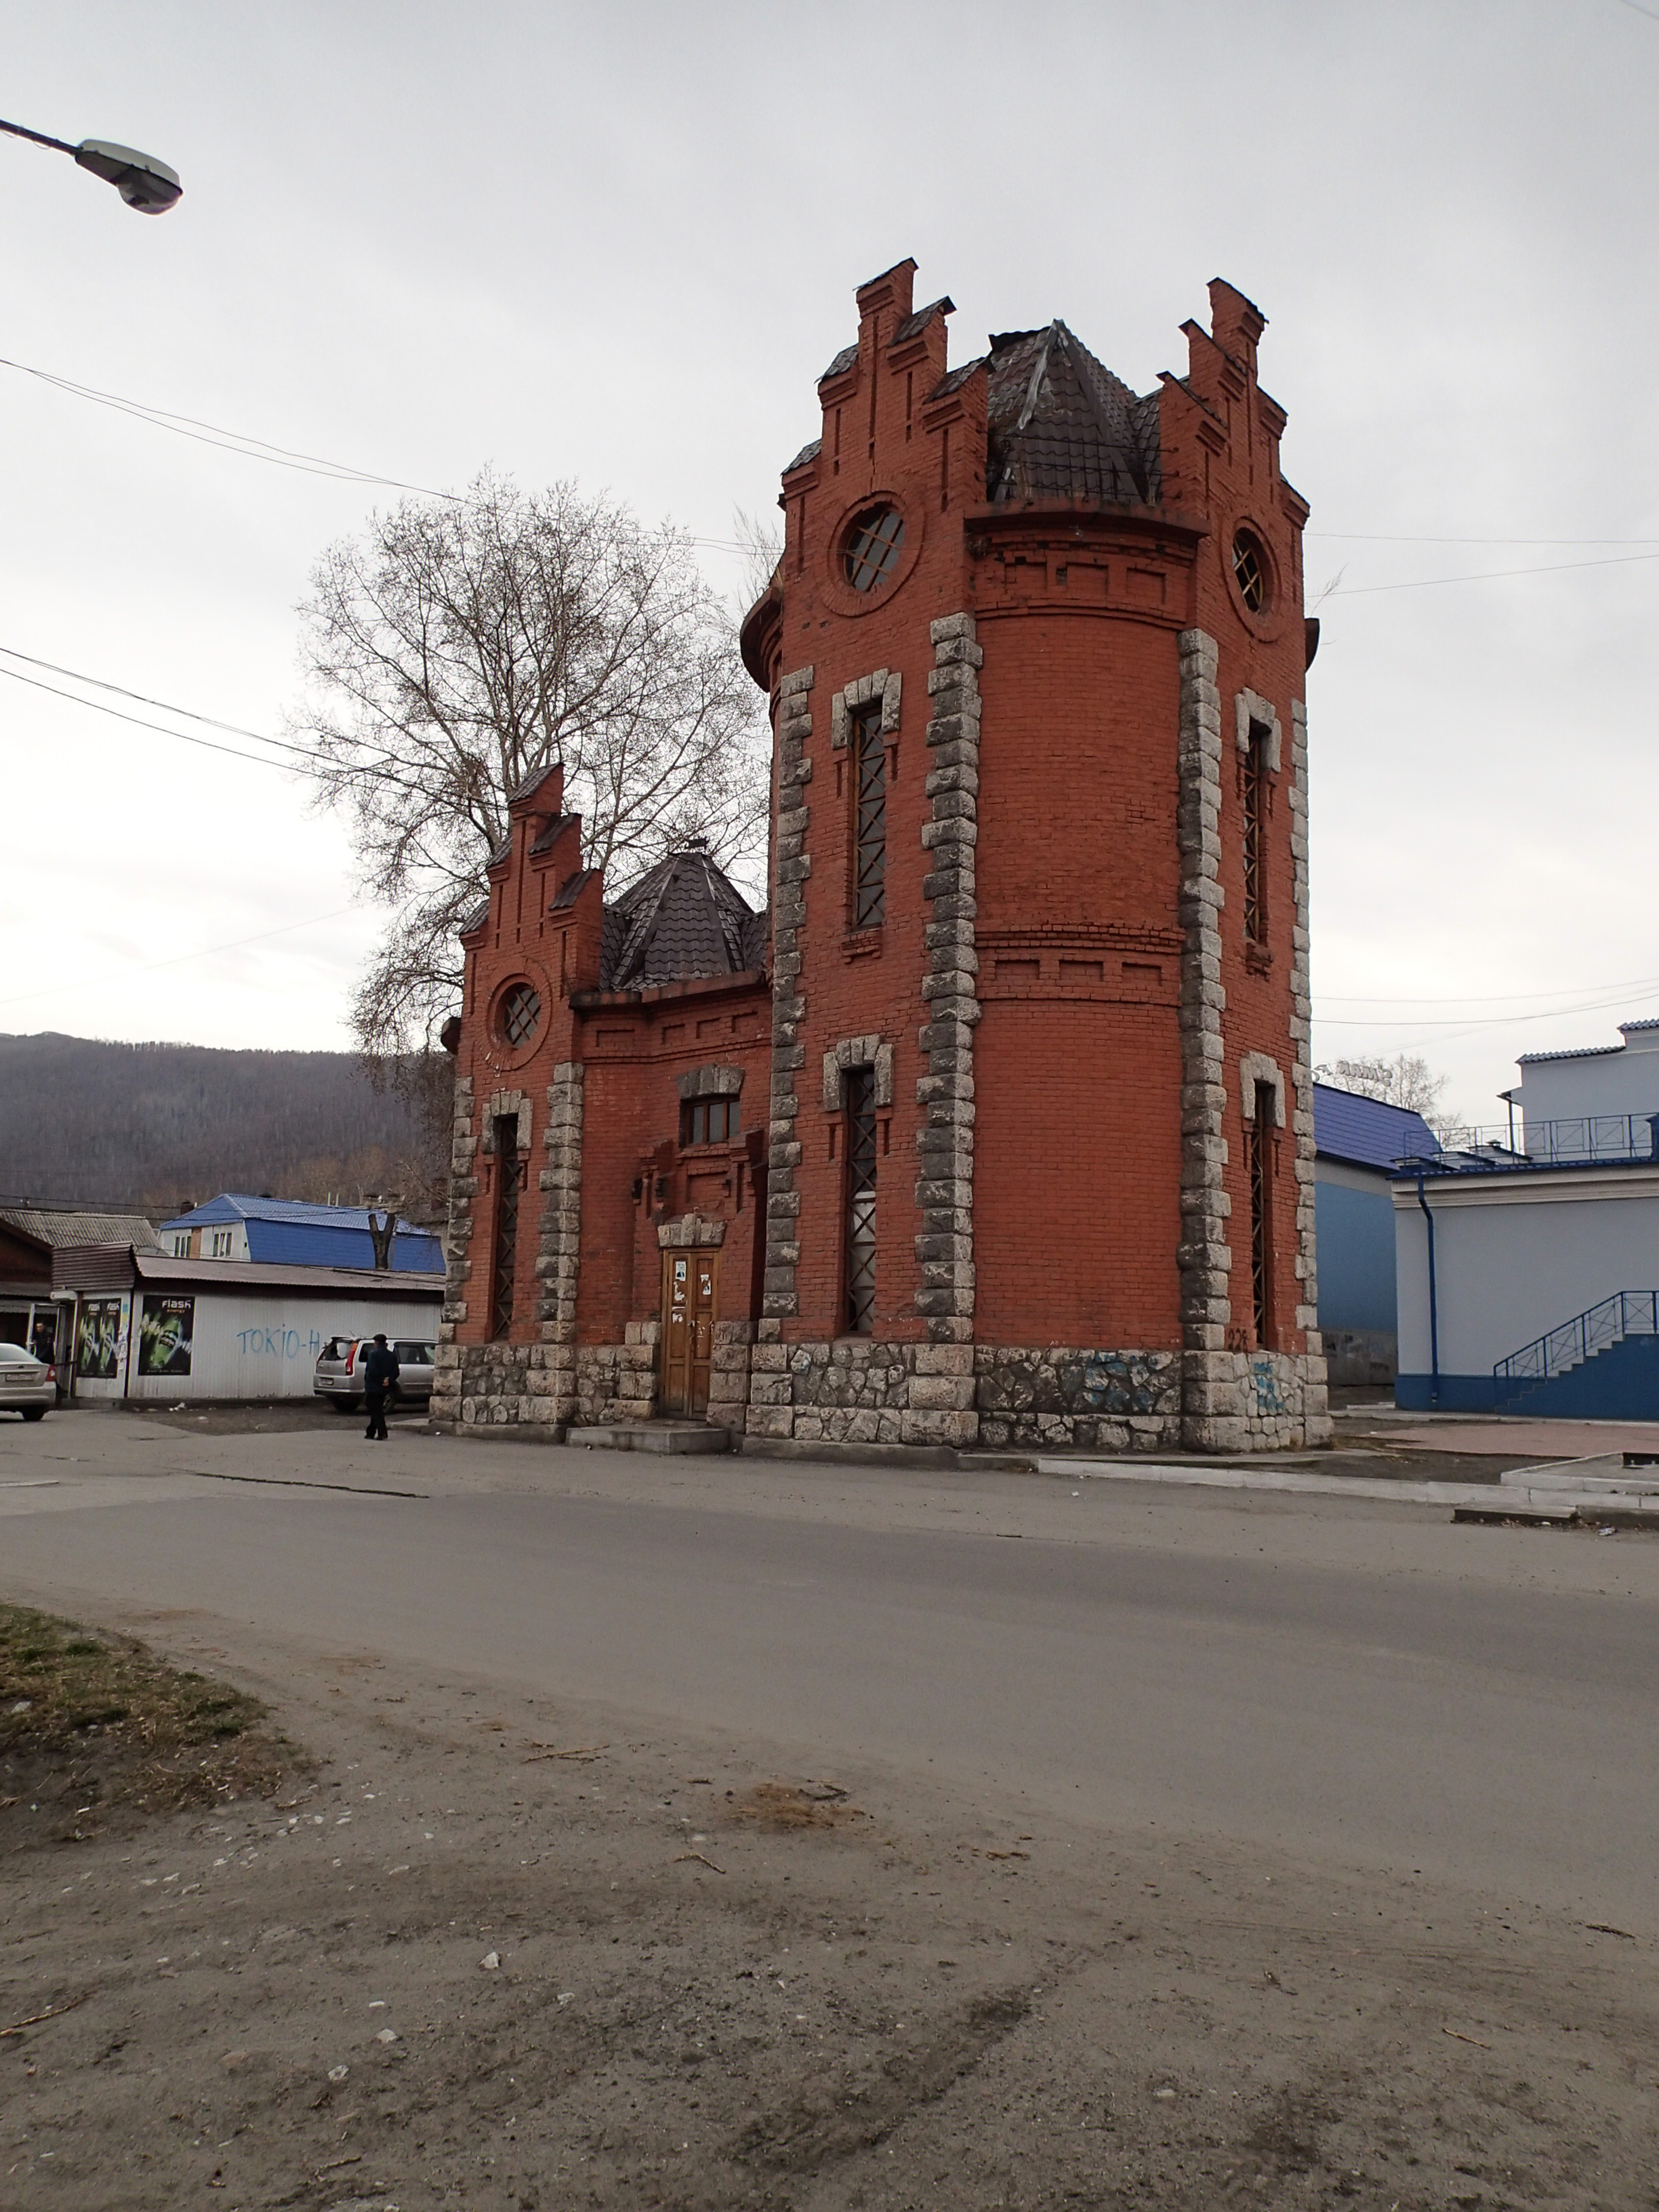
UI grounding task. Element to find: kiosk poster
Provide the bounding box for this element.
[138,1294,194,1378]
[76,1297,124,1380]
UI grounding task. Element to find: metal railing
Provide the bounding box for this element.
[1494,1290,1659,1388]
[1403,1112,1659,1172]
[1524,1113,1659,1164]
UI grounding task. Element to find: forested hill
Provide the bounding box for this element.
[0,1033,443,1218]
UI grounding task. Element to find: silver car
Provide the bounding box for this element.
[0,1342,55,1421]
[313,1336,435,1414]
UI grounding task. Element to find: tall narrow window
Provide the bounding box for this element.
[1242,721,1270,943]
[844,1065,878,1334]
[1248,1082,1277,1348]
[491,1114,522,1338]
[853,703,886,929]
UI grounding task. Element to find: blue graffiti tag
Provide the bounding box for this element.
[1251,1358,1286,1414]
[234,1325,325,1362]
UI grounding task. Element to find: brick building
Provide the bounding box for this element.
[433,258,1329,1453]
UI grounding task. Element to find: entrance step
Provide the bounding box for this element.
[566,1420,734,1456]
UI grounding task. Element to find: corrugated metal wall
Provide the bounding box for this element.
[85,1288,442,1401]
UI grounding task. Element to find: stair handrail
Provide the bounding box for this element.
[1494,1290,1659,1385]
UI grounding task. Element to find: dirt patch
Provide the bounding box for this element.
[0,1603,300,1848]
[1,1629,1655,2210]
[728,1779,867,1830]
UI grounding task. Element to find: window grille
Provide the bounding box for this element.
[843,506,905,594]
[680,1097,739,1147]
[491,1114,522,1337]
[853,704,886,930]
[1248,1082,1277,1348]
[1232,529,1269,613]
[844,1064,878,1334]
[497,981,541,1049]
[1243,722,1269,943]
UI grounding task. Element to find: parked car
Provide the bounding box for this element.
[313,1336,436,1413]
[0,1341,55,1420]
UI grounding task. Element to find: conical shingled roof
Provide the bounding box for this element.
[599,846,765,993]
[983,322,1161,506]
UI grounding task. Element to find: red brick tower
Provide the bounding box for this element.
[738,259,1328,1450]
[435,258,1326,1454]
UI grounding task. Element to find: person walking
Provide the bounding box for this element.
[362,1332,399,1441]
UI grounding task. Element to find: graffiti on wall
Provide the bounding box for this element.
[234,1324,328,1362]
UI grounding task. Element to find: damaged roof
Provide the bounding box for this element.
[600,846,766,993]
[983,322,1161,506]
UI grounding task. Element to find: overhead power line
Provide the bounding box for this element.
[9,348,1654,573]
[0,904,363,1008]
[0,640,319,760]
[1315,981,1659,1030]
[1309,529,1659,547]
[1327,549,1659,596]
[1320,970,1659,1007]
[0,352,751,554]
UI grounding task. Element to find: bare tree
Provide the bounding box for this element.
[291,470,769,1059]
[731,504,783,616]
[1314,1051,1471,1145]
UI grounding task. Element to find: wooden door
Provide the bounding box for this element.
[660,1248,718,1416]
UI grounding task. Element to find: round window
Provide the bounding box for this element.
[1231,528,1271,615]
[495,981,542,1050]
[843,505,906,594]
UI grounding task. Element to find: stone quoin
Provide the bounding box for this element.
[432,258,1329,1452]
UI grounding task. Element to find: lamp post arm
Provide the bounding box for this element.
[0,117,77,156]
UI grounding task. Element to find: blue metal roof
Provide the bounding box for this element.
[160,1193,443,1275]
[1313,1084,1440,1172]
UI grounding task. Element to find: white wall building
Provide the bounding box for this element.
[1507,1019,1659,1163]
[66,1251,443,1404]
[1395,1018,1659,1416]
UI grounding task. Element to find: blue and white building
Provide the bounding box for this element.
[1312,1084,1440,1385]
[160,1194,443,1274]
[1394,1021,1659,1416]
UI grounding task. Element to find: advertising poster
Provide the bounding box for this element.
[75,1297,124,1380]
[138,1294,194,1378]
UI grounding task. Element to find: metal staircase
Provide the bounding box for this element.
[1494,1292,1659,1417]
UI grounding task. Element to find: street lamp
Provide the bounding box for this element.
[0,114,181,213]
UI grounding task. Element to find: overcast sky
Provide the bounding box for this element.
[5,0,1658,1129]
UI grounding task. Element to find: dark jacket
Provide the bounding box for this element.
[362,1345,401,1392]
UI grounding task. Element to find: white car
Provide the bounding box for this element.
[0,1342,55,1421]
[313,1336,436,1413]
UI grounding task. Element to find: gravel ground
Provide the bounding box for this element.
[3,1618,1656,2211]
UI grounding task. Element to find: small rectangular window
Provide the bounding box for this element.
[852,703,886,930]
[680,1097,739,1146]
[209,1229,232,1258]
[172,1233,190,1258]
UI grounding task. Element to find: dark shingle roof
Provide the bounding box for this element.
[984,322,1160,506]
[1313,1084,1441,1171]
[0,1206,161,1252]
[600,847,764,993]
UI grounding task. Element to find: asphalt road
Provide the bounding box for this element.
[4,1409,1657,1933]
